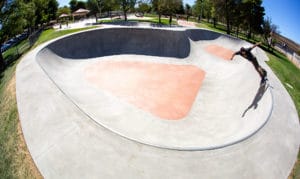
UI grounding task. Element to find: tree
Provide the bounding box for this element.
[210,5,216,27]
[0,0,29,71]
[46,0,59,20]
[152,0,181,24]
[162,0,182,25]
[193,0,202,22]
[262,17,279,50]
[57,6,71,16]
[87,0,100,22]
[69,0,87,12]
[117,0,136,21]
[137,1,151,14]
[152,0,164,23]
[0,0,7,71]
[76,1,87,9]
[185,3,191,21]
[210,0,235,34]
[34,0,58,25]
[203,0,212,22]
[241,0,264,39]
[22,1,36,34]
[69,0,78,12]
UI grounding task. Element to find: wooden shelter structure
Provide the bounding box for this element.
[72,8,90,18]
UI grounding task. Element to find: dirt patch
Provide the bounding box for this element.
[16,121,43,178]
[4,75,42,178]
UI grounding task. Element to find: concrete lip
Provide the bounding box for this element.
[36,27,273,150]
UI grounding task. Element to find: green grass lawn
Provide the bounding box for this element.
[266,51,300,117]
[34,26,97,47]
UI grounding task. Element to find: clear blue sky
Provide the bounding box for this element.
[58,0,300,44]
[183,0,300,45]
[58,0,69,7]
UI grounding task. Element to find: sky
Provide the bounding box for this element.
[57,0,300,44]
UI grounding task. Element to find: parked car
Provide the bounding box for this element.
[1,43,11,53]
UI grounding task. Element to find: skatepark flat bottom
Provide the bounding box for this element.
[16,27,300,178]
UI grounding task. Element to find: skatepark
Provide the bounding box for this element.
[16,27,300,178]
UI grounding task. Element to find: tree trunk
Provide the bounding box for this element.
[169,15,172,26]
[124,12,127,21]
[0,51,5,72]
[225,0,230,35]
[213,18,216,27]
[247,25,252,39]
[236,26,239,37]
[95,14,98,23]
[158,13,161,24]
[226,20,230,34]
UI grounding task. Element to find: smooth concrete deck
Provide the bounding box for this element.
[16,27,300,178]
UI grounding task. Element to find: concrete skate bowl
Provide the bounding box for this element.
[37,27,273,150]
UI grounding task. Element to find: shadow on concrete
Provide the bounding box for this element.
[242,82,269,117]
[46,28,191,59]
[44,28,231,60]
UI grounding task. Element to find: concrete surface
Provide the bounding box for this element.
[16,27,300,178]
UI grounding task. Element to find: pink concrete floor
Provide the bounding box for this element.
[85,61,205,120]
[205,45,234,60]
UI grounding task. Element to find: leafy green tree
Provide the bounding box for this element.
[185,3,191,21]
[46,0,59,20]
[176,1,184,14]
[57,6,71,16]
[0,0,8,71]
[193,0,212,22]
[103,0,119,15]
[117,0,136,21]
[262,17,279,50]
[137,1,151,14]
[69,0,86,12]
[203,0,212,22]
[22,1,36,33]
[242,0,264,39]
[33,0,52,25]
[69,0,78,12]
[210,5,216,27]
[152,0,164,23]
[193,0,203,22]
[152,0,182,24]
[0,0,28,71]
[231,0,243,36]
[76,1,87,9]
[87,0,115,21]
[87,0,100,21]
[162,0,182,25]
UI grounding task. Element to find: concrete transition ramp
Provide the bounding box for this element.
[16,27,300,178]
